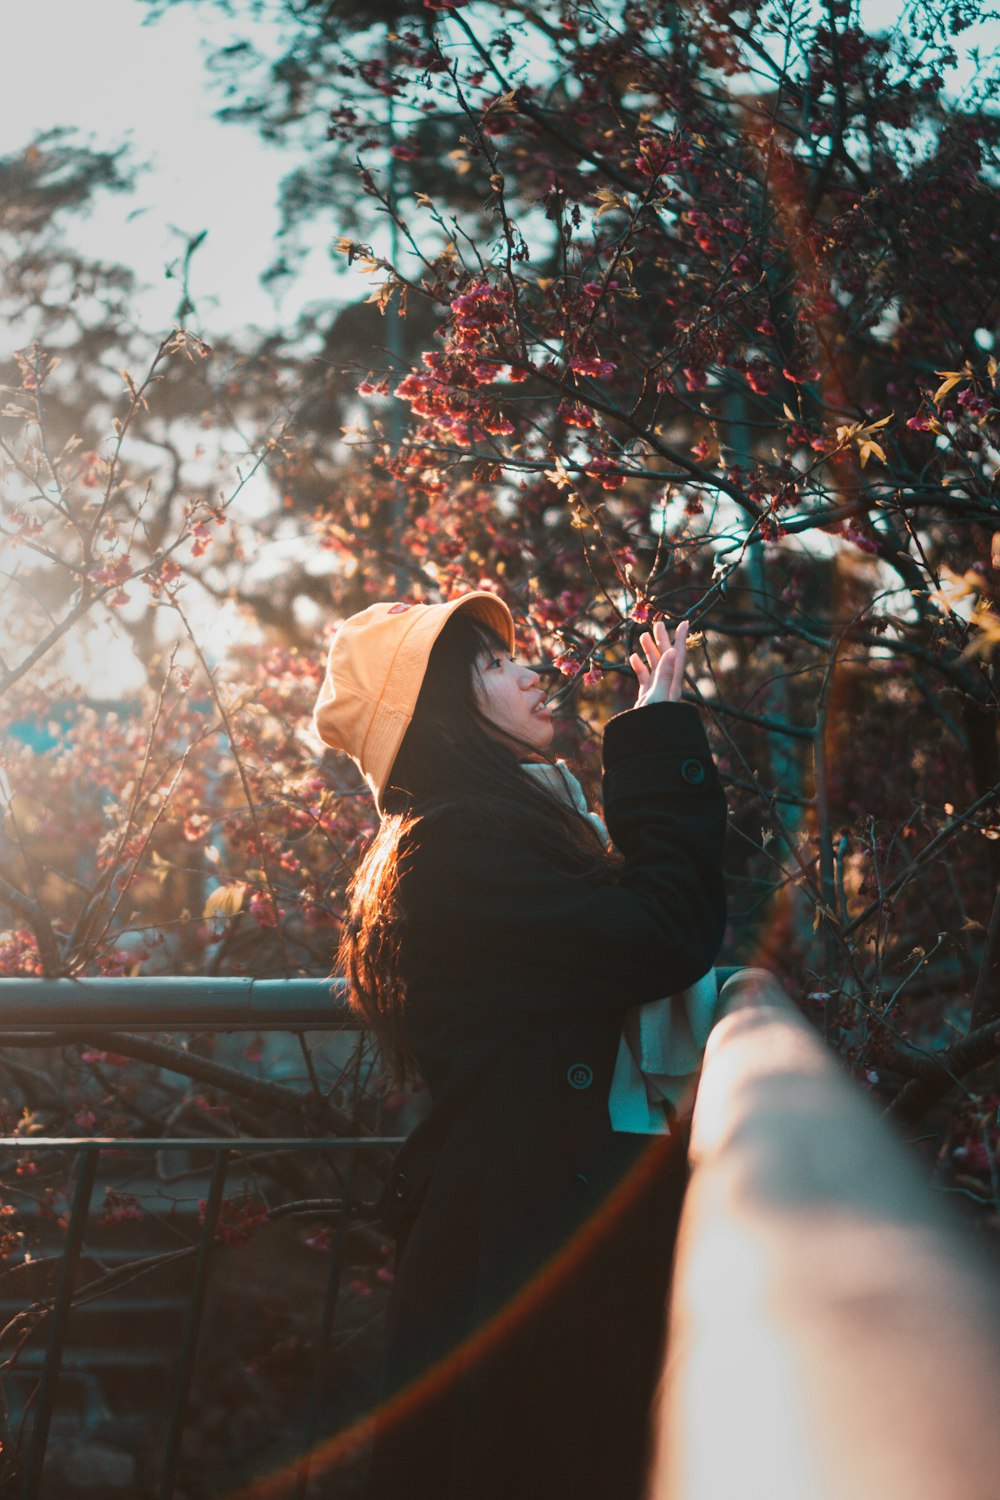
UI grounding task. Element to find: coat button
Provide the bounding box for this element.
[681,758,706,785]
[390,1172,409,1202]
[567,1063,593,1090]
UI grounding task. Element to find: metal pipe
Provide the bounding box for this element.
[19,1149,99,1500]
[0,1137,403,1151]
[649,968,1000,1500]
[293,1147,360,1500]
[158,1151,229,1500]
[0,977,348,1031]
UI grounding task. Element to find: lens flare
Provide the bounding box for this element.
[223,1125,688,1499]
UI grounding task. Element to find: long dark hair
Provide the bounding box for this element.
[338,610,618,1083]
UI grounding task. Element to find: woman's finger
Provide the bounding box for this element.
[642,619,672,667]
[651,645,675,692]
[629,651,649,684]
[670,620,689,698]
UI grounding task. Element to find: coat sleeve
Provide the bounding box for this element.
[400,701,727,1017]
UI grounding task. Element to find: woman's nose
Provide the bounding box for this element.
[519,666,540,688]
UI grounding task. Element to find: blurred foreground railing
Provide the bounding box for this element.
[651,969,1000,1500]
[0,977,399,1500]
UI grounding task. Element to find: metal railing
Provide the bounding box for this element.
[0,975,350,1031]
[5,975,1000,1500]
[0,977,401,1500]
[650,969,1000,1500]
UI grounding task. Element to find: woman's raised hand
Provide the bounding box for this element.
[630,618,689,708]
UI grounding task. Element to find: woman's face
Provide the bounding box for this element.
[474,647,555,752]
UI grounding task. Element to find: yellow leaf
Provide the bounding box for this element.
[961,599,1000,661]
[366,279,399,314]
[859,440,886,467]
[204,882,247,921]
[543,456,575,490]
[594,188,627,218]
[863,412,893,431]
[932,374,962,405]
[928,564,978,616]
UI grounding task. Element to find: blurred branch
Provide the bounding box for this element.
[60,1030,353,1132]
[842,786,1000,941]
[969,879,1000,1031]
[0,871,62,976]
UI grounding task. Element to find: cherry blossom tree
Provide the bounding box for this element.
[141,0,1000,1077]
[2,1,1000,1483]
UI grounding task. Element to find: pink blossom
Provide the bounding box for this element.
[557,399,596,429]
[249,890,280,928]
[569,355,618,379]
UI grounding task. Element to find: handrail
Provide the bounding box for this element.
[0,975,349,1030]
[0,978,375,1500]
[650,969,1000,1500]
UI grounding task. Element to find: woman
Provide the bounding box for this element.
[312,592,727,1500]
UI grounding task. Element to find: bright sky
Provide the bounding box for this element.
[2,0,335,340]
[2,1,331,695]
[3,0,994,340]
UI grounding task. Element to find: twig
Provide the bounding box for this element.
[841,786,1000,940]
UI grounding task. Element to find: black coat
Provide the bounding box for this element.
[364,702,727,1500]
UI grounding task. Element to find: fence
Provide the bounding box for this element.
[3,974,1000,1499]
[0,977,394,1500]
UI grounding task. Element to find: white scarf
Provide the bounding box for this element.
[524,760,718,1135]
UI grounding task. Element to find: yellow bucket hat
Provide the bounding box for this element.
[312,593,515,813]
